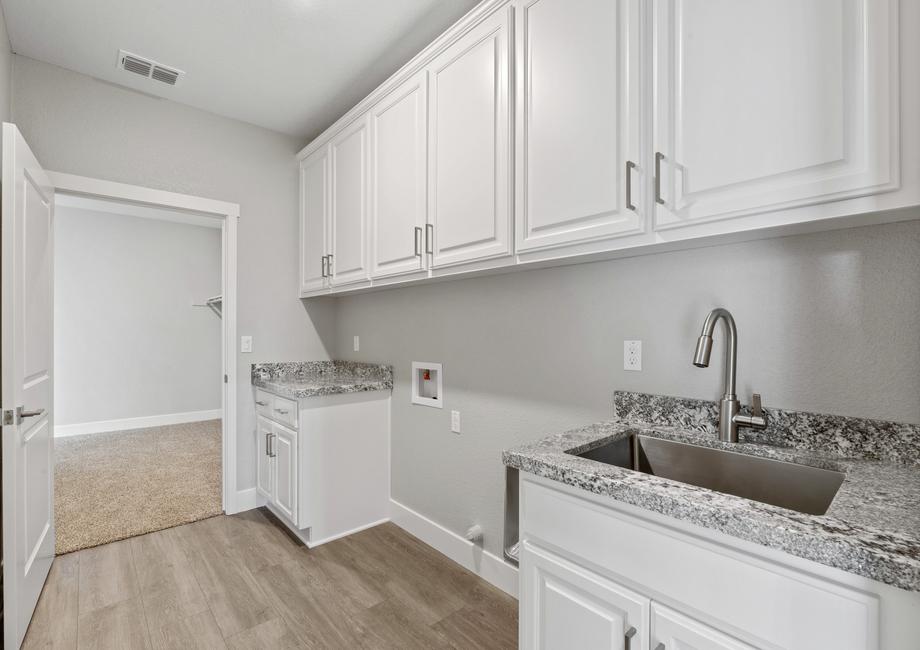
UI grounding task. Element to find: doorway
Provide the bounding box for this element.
[49,172,240,547]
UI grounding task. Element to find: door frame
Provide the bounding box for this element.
[47,171,242,514]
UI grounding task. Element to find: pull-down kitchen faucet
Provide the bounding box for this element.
[693,308,767,442]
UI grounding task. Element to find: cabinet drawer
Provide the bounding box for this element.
[521,477,879,650]
[271,395,298,428]
[255,390,274,419]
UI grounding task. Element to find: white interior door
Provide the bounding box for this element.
[2,122,56,649]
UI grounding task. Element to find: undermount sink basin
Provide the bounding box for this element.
[574,434,845,515]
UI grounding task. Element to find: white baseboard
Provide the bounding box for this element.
[226,488,259,515]
[307,517,391,548]
[54,409,222,438]
[390,499,519,598]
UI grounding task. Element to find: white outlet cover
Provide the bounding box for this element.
[451,410,461,433]
[353,335,360,352]
[624,340,642,371]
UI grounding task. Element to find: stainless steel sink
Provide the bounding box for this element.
[574,434,844,515]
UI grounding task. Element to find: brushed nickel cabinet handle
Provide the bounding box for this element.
[414,226,422,257]
[425,223,434,255]
[327,253,334,276]
[626,161,637,211]
[269,433,277,458]
[274,408,289,415]
[256,400,268,406]
[265,432,272,456]
[625,626,637,650]
[655,151,665,205]
[321,255,326,278]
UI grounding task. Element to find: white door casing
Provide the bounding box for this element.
[652,0,897,229]
[2,122,56,650]
[369,72,429,279]
[515,0,644,252]
[427,5,513,268]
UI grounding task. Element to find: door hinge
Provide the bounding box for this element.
[2,408,15,425]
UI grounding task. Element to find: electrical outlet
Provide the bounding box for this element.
[240,336,253,353]
[353,335,360,352]
[624,340,642,371]
[451,410,461,433]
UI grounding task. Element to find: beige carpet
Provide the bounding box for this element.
[54,419,223,555]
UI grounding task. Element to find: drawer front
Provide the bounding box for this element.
[271,394,298,428]
[255,390,274,419]
[521,477,879,650]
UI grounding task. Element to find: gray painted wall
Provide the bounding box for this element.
[332,219,920,556]
[54,206,221,426]
[12,55,336,489]
[0,8,11,122]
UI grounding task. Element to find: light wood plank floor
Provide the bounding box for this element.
[22,508,518,649]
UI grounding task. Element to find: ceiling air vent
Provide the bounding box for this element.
[117,50,184,86]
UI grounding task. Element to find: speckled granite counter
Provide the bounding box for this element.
[251,361,392,398]
[503,391,920,592]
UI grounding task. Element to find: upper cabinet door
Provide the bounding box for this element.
[427,6,513,268]
[515,0,643,253]
[300,146,329,294]
[653,0,897,231]
[330,115,370,285]
[369,73,428,279]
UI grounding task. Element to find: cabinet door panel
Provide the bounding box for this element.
[651,603,756,650]
[521,541,648,650]
[516,0,642,252]
[653,0,896,229]
[300,147,329,293]
[370,73,428,278]
[271,424,297,524]
[331,116,370,285]
[427,7,512,268]
[256,416,273,499]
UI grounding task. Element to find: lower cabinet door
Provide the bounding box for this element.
[271,423,297,524]
[521,541,648,650]
[651,603,755,650]
[256,416,273,499]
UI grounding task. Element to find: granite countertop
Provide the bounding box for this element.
[251,361,393,399]
[503,392,920,592]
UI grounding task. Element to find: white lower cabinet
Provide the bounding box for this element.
[521,541,648,650]
[519,474,920,650]
[256,416,297,522]
[254,390,390,546]
[651,604,754,650]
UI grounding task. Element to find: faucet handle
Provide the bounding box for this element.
[751,393,763,417]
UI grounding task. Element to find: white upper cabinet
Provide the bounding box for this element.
[515,0,643,253]
[330,115,370,285]
[652,0,897,230]
[300,146,329,294]
[426,6,513,269]
[369,72,428,279]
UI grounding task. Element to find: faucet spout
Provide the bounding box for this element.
[693,308,737,400]
[691,308,764,442]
